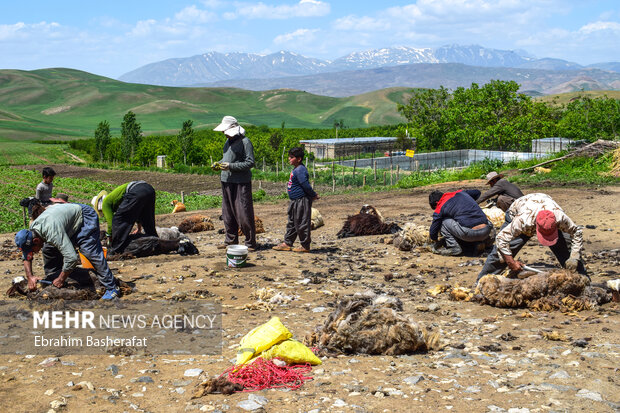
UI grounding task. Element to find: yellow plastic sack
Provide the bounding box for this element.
[261,339,322,366]
[236,317,292,365]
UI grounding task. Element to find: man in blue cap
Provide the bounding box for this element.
[15,202,119,299]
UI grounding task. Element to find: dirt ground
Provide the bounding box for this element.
[0,179,618,413]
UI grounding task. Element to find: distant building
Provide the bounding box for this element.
[299,137,399,159]
[531,137,574,154]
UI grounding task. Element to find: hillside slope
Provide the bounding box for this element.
[0,68,410,140]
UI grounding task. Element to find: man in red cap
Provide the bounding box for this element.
[476,193,586,283]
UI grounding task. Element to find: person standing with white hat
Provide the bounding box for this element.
[212,116,257,250]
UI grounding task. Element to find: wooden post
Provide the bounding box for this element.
[259,180,262,189]
[341,163,345,184]
[331,161,335,181]
[332,178,335,192]
[374,161,377,181]
[181,191,185,204]
[281,146,286,171]
[313,159,316,179]
[383,171,387,185]
[363,175,366,186]
[262,157,265,172]
[353,153,357,179]
[210,155,213,166]
[390,165,394,185]
[276,164,279,176]
[396,165,400,181]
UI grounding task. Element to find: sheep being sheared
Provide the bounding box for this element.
[336,205,400,238]
[473,270,612,312]
[178,215,215,233]
[6,270,133,300]
[392,223,430,251]
[305,291,439,356]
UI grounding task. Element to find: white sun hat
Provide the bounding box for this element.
[214,115,245,137]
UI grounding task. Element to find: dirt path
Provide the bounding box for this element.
[0,184,618,412]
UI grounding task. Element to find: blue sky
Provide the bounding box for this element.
[1,0,619,79]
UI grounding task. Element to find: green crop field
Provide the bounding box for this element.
[0,68,411,141]
[0,166,223,233]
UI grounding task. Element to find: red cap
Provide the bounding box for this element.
[536,210,558,246]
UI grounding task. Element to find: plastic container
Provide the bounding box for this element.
[226,245,248,268]
[79,247,107,269]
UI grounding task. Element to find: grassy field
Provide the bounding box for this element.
[534,90,620,106]
[0,68,411,140]
[0,166,228,233]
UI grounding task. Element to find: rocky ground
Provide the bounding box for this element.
[0,182,618,413]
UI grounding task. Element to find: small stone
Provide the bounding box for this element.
[404,375,424,385]
[464,386,481,393]
[184,368,203,377]
[200,406,216,412]
[332,399,347,407]
[549,370,570,379]
[576,389,603,401]
[136,376,154,383]
[39,357,59,367]
[50,398,66,409]
[312,307,326,313]
[132,393,144,397]
[175,387,186,394]
[237,400,262,411]
[106,364,119,376]
[572,338,588,348]
[348,358,359,364]
[428,303,440,312]
[507,409,530,413]
[44,389,54,396]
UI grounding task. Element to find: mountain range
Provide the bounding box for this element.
[119,44,620,94]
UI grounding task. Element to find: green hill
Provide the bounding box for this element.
[0,68,410,141]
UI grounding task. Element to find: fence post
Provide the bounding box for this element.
[390,164,394,185]
[331,161,335,181]
[281,146,286,172]
[396,165,400,181]
[374,161,377,181]
[313,159,316,179]
[262,157,265,172]
[210,155,213,166]
[181,191,185,204]
[332,178,335,192]
[353,156,356,179]
[259,180,262,189]
[363,175,366,187]
[276,164,279,176]
[383,171,387,185]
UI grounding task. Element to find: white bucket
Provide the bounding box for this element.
[226,245,248,267]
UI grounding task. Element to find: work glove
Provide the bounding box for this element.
[565,252,580,271]
[211,162,221,171]
[219,162,230,171]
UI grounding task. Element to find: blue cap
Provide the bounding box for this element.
[15,229,34,260]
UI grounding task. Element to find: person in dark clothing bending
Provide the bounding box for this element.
[429,189,492,256]
[477,171,524,211]
[212,115,257,250]
[92,181,157,255]
[273,147,319,253]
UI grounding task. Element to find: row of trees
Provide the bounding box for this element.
[82,80,619,167]
[397,80,619,151]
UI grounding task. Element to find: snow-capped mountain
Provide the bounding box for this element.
[118,45,617,87]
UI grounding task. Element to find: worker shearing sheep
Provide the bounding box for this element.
[476,193,587,284]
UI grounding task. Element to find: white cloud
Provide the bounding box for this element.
[0,21,61,41]
[175,5,215,23]
[274,28,319,44]
[232,0,330,20]
[579,21,620,34]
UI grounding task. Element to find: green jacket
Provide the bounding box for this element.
[102,183,129,235]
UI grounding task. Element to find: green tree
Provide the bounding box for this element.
[397,87,450,150]
[177,119,194,165]
[94,120,111,162]
[120,111,142,162]
[557,96,620,141]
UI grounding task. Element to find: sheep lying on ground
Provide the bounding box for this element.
[336,205,400,238]
[239,216,265,236]
[473,270,612,311]
[6,269,133,300]
[392,223,430,251]
[178,215,215,233]
[305,291,439,355]
[311,208,324,230]
[156,226,188,241]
